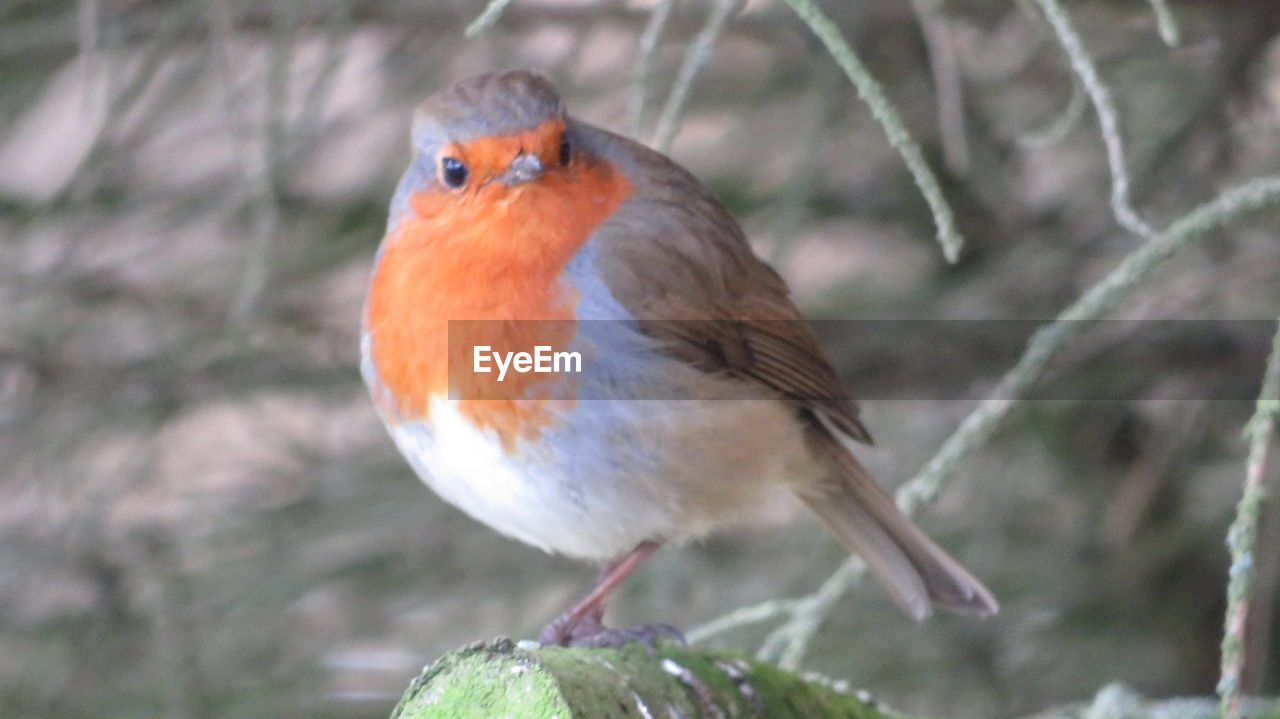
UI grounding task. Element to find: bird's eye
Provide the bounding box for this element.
[440,157,468,188]
[558,136,571,166]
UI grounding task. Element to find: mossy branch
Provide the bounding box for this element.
[390,642,1280,719]
[1033,0,1158,240]
[390,639,906,719]
[1219,318,1280,719]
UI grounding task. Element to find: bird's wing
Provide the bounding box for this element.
[574,121,870,444]
[573,122,1000,620]
[575,123,999,620]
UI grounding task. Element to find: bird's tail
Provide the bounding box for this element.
[798,438,998,621]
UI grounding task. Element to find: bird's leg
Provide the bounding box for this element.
[539,540,681,647]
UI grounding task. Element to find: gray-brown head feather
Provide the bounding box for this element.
[412,70,565,150]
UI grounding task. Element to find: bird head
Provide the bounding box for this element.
[389,71,576,227]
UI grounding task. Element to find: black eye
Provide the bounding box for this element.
[440,157,468,188]
[558,136,571,166]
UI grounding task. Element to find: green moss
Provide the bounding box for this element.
[392,640,570,719]
[394,639,902,719]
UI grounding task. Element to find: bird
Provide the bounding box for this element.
[361,70,997,647]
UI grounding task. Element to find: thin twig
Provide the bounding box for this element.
[911,0,969,173]
[627,0,677,139]
[1145,0,1181,47]
[59,2,197,209]
[1218,318,1280,719]
[464,0,515,38]
[208,0,287,328]
[762,560,866,669]
[907,175,1280,508]
[685,597,801,644]
[1034,0,1159,241]
[1242,491,1280,700]
[779,0,966,262]
[766,62,840,265]
[652,0,743,153]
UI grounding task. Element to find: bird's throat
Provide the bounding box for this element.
[364,150,632,444]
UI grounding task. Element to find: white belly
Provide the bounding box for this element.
[383,393,818,560]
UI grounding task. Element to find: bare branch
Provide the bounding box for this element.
[779,0,966,262]
[627,0,677,139]
[1033,0,1159,240]
[1219,318,1280,718]
[1145,0,1181,47]
[911,0,969,173]
[652,0,743,153]
[465,0,516,38]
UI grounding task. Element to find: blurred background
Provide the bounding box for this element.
[2,0,1279,717]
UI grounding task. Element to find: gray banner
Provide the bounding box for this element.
[445,319,1273,401]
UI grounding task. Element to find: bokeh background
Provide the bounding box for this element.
[3,0,1280,717]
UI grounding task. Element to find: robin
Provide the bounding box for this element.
[362,70,996,647]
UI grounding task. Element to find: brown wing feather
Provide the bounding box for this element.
[573,120,870,444]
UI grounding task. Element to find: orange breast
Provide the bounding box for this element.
[365,134,631,447]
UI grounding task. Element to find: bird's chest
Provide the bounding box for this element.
[362,236,818,559]
[381,388,814,560]
[363,222,587,446]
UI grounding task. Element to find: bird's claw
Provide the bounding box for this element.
[541,621,686,651]
[574,622,686,652]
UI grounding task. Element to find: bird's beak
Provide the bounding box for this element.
[499,152,543,186]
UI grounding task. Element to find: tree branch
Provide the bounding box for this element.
[1219,318,1280,719]
[390,642,1280,719]
[652,0,744,153]
[780,0,966,262]
[390,639,906,719]
[1033,0,1158,240]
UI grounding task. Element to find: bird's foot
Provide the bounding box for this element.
[568,622,686,650]
[539,616,685,650]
